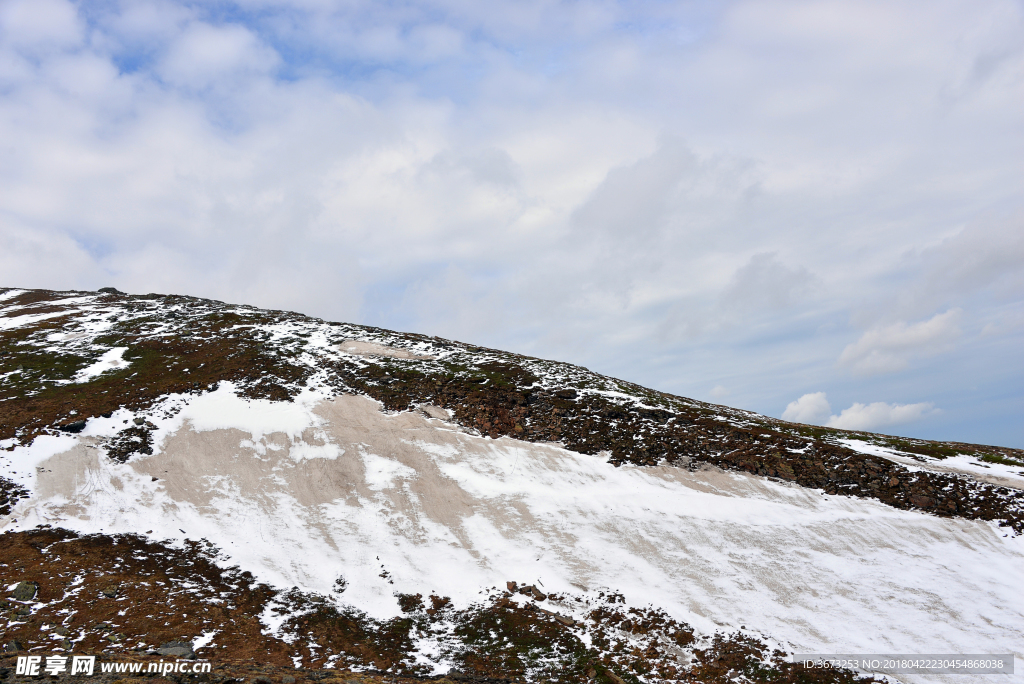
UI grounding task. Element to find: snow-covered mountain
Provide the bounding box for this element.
[1,287,1022,683]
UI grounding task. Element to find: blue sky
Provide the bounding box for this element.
[1,0,1022,447]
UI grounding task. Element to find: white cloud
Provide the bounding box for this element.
[0,0,82,53]
[157,22,280,89]
[0,0,1022,445]
[105,1,194,44]
[783,392,936,432]
[782,392,832,424]
[825,401,937,431]
[0,221,96,287]
[838,309,963,375]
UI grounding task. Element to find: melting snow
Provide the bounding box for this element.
[74,347,130,381]
[2,290,1022,682]
[839,438,1024,489]
[2,390,1021,682]
[0,310,68,331]
[192,631,218,650]
[338,339,436,360]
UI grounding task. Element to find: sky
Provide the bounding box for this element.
[0,0,1022,447]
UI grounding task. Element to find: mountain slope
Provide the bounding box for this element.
[1,287,1022,683]
[3,287,1022,530]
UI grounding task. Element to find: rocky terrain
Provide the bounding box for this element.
[1,527,873,683]
[2,287,1021,533]
[1,287,1022,683]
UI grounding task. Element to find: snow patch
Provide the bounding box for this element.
[289,440,343,462]
[3,385,1022,677]
[174,382,327,442]
[0,289,26,302]
[361,450,417,490]
[337,339,435,360]
[74,347,130,382]
[838,438,1024,488]
[0,310,67,331]
[192,631,218,650]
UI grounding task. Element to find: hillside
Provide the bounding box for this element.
[1,287,1022,683]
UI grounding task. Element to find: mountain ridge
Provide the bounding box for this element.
[1,286,1023,683]
[2,286,1022,531]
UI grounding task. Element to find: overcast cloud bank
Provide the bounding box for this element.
[0,0,1022,446]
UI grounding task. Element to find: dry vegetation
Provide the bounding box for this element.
[1,529,875,684]
[2,287,1023,533]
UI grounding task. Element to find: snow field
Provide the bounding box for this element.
[2,386,1022,683]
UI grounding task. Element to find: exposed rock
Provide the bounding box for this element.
[2,640,22,653]
[105,425,153,462]
[3,286,1023,534]
[0,476,29,516]
[532,604,575,626]
[603,671,627,684]
[11,581,38,601]
[519,584,546,601]
[59,419,87,433]
[156,640,196,659]
[0,527,876,683]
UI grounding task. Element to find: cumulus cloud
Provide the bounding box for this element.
[782,392,831,424]
[838,309,963,376]
[0,0,82,53]
[826,401,937,431]
[157,22,280,89]
[0,0,1022,445]
[783,392,936,432]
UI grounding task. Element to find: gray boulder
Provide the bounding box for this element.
[60,420,87,433]
[155,641,196,659]
[11,581,38,601]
